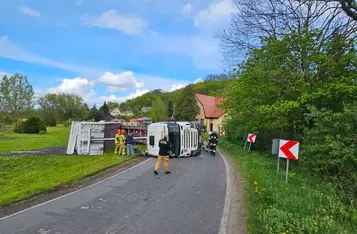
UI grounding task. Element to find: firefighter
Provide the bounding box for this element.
[118,130,126,156]
[154,133,171,175]
[114,129,121,154]
[208,131,219,156]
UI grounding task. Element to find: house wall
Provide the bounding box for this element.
[195,98,225,133]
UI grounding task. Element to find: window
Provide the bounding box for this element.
[210,123,213,131]
[149,136,155,146]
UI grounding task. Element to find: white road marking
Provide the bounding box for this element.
[217,149,231,234]
[0,158,152,221]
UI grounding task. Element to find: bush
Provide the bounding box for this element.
[4,116,13,125]
[63,120,71,128]
[43,113,57,126]
[13,119,25,133]
[22,117,47,134]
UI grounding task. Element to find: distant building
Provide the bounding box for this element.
[195,94,225,132]
[110,108,122,116]
[122,111,134,116]
[141,106,151,113]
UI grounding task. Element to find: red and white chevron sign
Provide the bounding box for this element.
[278,140,299,160]
[247,133,256,143]
[220,130,225,136]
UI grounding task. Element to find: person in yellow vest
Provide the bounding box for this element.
[114,129,121,154]
[118,130,126,156]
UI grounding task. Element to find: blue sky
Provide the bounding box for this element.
[0,0,234,105]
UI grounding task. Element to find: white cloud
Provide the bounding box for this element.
[47,77,96,100]
[98,71,144,92]
[18,6,41,17]
[165,83,187,92]
[194,77,204,83]
[0,71,10,78]
[100,89,150,103]
[194,0,234,28]
[182,3,193,16]
[81,10,147,34]
[0,35,103,75]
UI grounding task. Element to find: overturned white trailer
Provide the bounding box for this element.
[66,122,146,155]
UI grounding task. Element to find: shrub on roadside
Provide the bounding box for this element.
[63,120,71,128]
[22,117,47,134]
[13,119,25,133]
[43,113,57,127]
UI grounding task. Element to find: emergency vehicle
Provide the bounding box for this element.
[147,120,202,157]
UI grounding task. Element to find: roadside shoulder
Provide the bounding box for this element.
[218,147,247,234]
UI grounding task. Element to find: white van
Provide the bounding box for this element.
[147,121,202,157]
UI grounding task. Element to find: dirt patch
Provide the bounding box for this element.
[1,147,67,157]
[218,147,248,234]
[0,156,148,218]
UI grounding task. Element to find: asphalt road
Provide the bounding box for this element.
[0,151,227,234]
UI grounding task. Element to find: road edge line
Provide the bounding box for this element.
[218,149,231,234]
[0,158,152,221]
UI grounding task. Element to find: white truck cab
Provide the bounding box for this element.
[147,121,202,157]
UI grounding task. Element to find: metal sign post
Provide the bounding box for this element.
[277,157,280,173]
[243,133,247,149]
[286,159,290,183]
[248,142,252,151]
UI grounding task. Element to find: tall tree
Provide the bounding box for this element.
[81,103,90,120]
[174,85,199,121]
[38,93,85,122]
[0,74,34,115]
[149,97,167,121]
[99,102,110,116]
[167,100,174,118]
[89,105,102,121]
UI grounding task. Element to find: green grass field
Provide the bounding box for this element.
[0,154,132,207]
[220,139,357,234]
[0,125,70,154]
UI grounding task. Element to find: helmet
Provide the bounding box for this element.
[208,131,212,135]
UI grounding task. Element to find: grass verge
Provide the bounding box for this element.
[220,139,357,234]
[0,153,132,207]
[0,125,70,154]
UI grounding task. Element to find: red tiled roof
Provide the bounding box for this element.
[195,94,224,118]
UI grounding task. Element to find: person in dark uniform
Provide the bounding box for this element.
[208,131,219,156]
[154,133,171,175]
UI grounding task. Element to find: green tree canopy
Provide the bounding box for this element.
[0,74,34,115]
[149,97,167,121]
[174,85,199,121]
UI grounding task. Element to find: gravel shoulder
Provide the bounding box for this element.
[218,147,248,234]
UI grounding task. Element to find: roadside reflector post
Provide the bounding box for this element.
[272,139,280,173]
[243,133,247,149]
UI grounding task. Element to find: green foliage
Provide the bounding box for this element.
[174,85,199,121]
[63,120,71,128]
[220,139,357,234]
[99,101,110,116]
[22,116,46,134]
[38,93,87,122]
[149,97,167,121]
[13,119,25,133]
[222,30,357,221]
[0,74,35,116]
[88,105,102,121]
[43,112,57,126]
